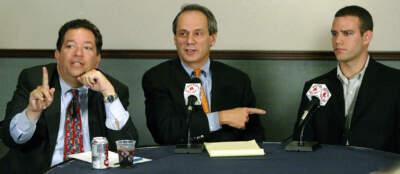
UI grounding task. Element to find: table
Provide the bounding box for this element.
[45,142,400,174]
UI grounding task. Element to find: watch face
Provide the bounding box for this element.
[105,94,118,103]
[107,95,115,103]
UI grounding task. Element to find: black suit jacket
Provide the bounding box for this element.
[0,63,138,174]
[294,58,400,153]
[142,58,264,145]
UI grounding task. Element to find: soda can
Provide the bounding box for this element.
[91,137,109,169]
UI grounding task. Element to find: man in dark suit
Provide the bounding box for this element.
[294,5,400,153]
[142,4,265,145]
[0,19,138,174]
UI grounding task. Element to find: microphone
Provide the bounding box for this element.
[175,78,204,154]
[297,84,331,127]
[187,95,197,112]
[285,83,331,152]
[184,78,202,106]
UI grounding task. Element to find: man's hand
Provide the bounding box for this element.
[78,69,121,128]
[77,69,115,97]
[218,107,266,129]
[26,67,56,120]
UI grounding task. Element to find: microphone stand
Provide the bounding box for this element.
[285,109,319,152]
[175,96,204,154]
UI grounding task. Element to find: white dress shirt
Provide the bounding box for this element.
[336,56,369,145]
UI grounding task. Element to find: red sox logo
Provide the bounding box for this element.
[319,87,331,104]
[307,84,331,106]
[185,84,200,94]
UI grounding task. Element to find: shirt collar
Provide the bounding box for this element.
[180,59,211,78]
[337,55,370,82]
[59,77,88,96]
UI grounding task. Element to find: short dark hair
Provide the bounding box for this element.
[56,19,102,55]
[335,5,373,34]
[172,4,218,35]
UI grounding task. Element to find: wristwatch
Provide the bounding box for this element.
[104,94,118,103]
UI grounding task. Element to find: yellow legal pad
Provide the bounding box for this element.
[204,140,265,157]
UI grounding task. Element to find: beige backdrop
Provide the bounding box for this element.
[0,0,399,51]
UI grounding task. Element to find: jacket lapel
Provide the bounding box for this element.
[351,59,378,127]
[209,61,220,112]
[173,59,192,108]
[325,69,346,128]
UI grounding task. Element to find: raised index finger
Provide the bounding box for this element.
[42,67,49,89]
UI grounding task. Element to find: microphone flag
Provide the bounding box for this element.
[306,84,331,106]
[184,82,202,106]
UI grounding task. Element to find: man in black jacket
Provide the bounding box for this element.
[294,5,400,153]
[0,19,138,174]
[143,4,265,145]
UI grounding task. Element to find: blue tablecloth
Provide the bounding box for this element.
[45,142,400,174]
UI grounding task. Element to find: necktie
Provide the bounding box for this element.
[63,89,83,160]
[194,69,210,114]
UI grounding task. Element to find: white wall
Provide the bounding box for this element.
[0,0,399,51]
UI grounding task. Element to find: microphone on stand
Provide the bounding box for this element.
[297,96,320,128]
[175,78,204,154]
[285,83,331,152]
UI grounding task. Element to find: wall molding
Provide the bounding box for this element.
[0,49,399,60]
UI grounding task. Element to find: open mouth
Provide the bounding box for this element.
[185,48,197,55]
[71,62,83,67]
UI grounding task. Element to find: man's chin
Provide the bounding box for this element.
[180,56,200,63]
[71,68,91,76]
[334,53,345,60]
[67,71,86,79]
[336,57,345,62]
[336,56,354,63]
[71,71,84,76]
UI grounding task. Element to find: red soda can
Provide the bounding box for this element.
[91,137,109,169]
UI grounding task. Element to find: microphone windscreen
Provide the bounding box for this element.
[188,95,198,105]
[184,79,202,106]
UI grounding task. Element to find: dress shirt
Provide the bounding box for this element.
[181,59,222,132]
[9,77,130,166]
[336,56,369,145]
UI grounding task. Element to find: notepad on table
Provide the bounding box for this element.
[204,140,265,157]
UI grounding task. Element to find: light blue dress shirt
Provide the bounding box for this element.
[180,59,222,132]
[9,77,130,166]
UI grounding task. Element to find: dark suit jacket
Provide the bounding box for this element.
[294,58,400,153]
[0,63,138,174]
[142,58,264,145]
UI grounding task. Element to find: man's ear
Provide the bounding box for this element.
[363,30,373,45]
[210,33,217,47]
[174,35,177,46]
[54,50,60,62]
[95,54,101,68]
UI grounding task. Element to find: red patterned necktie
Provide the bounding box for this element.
[194,69,210,114]
[63,89,83,160]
